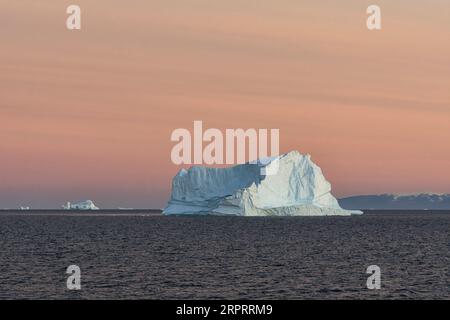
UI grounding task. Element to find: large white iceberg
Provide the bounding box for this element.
[163,151,362,216]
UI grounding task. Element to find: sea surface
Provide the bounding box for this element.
[0,211,448,299]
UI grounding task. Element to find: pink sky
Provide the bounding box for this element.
[1,1,449,208]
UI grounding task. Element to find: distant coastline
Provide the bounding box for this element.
[339,194,450,210]
[1,209,449,216]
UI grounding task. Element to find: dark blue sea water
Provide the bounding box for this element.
[0,211,448,299]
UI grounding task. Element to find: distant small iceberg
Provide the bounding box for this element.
[63,200,99,210]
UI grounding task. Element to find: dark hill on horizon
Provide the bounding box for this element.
[338,194,450,210]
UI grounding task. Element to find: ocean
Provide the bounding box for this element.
[0,211,448,299]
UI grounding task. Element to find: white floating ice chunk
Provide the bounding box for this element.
[63,200,99,210]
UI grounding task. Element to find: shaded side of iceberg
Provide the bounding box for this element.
[163,151,362,216]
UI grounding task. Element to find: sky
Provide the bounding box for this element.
[0,0,449,209]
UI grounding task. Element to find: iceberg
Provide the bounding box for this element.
[63,200,99,210]
[163,151,363,216]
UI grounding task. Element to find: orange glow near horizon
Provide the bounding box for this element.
[1,1,449,208]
